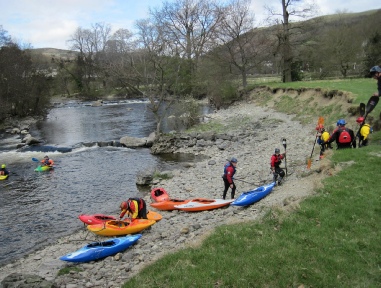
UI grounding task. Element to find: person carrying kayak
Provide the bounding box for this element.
[222,157,237,200]
[356,117,371,147]
[270,148,286,186]
[324,119,356,149]
[0,164,10,176]
[119,198,147,220]
[41,155,54,166]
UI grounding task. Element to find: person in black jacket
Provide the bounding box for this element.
[325,119,356,149]
[370,65,381,97]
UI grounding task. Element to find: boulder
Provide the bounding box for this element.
[120,136,147,148]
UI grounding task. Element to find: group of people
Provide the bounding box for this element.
[221,65,381,199]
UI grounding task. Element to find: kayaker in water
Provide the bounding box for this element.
[0,164,10,176]
[41,155,54,166]
[222,157,237,200]
[119,198,147,220]
[270,148,285,186]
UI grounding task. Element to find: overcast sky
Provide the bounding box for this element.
[1,0,379,50]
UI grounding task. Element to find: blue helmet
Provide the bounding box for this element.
[370,66,381,75]
[337,119,346,126]
[230,157,238,163]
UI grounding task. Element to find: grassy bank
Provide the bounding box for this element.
[124,135,381,287]
[123,79,381,287]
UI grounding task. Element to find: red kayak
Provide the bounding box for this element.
[79,211,162,225]
[79,214,116,225]
[150,187,169,202]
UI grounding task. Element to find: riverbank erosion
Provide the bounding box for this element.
[0,100,334,287]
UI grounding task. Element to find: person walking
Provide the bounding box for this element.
[222,157,237,200]
[325,119,356,149]
[270,148,286,186]
[370,65,381,97]
[356,117,371,147]
[119,198,147,220]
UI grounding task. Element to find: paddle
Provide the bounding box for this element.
[356,96,379,147]
[32,157,39,162]
[307,117,324,169]
[233,178,257,186]
[282,138,287,176]
[359,103,365,116]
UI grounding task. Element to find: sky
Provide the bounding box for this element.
[1,0,380,50]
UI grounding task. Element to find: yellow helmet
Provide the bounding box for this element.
[1,164,5,168]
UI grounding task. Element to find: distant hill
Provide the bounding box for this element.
[30,48,77,60]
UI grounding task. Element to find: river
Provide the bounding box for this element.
[0,99,210,266]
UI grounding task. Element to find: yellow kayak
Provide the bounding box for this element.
[0,175,9,181]
[87,218,156,236]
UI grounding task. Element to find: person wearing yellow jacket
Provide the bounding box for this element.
[316,124,332,158]
[356,117,371,147]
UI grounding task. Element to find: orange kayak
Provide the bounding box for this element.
[87,219,156,236]
[174,198,233,212]
[150,199,191,211]
[150,187,169,202]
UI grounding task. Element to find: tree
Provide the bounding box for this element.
[67,23,112,95]
[150,0,223,94]
[265,0,318,82]
[0,43,50,120]
[215,0,270,88]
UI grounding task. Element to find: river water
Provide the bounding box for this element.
[0,99,210,266]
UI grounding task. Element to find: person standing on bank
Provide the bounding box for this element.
[356,117,371,147]
[270,148,286,186]
[222,157,237,200]
[369,65,381,97]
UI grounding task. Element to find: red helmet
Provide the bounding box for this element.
[356,117,364,124]
[315,124,324,131]
[120,201,128,210]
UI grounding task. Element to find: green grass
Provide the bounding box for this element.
[124,136,381,287]
[57,266,82,276]
[263,78,375,104]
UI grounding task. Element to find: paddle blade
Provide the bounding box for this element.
[318,116,324,125]
[366,96,379,114]
[359,103,365,116]
[307,158,312,169]
[32,158,39,162]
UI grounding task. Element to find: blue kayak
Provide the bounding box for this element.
[60,234,142,263]
[231,182,276,206]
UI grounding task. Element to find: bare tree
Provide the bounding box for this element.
[215,0,270,88]
[150,0,223,93]
[265,0,318,82]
